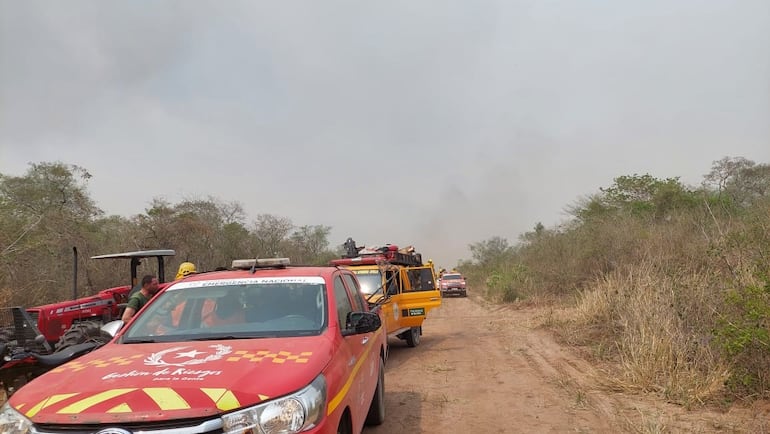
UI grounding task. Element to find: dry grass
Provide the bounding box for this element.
[573,260,731,405]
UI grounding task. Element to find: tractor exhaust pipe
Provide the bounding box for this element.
[73,246,78,300]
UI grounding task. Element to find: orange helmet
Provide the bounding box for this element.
[175,262,197,280]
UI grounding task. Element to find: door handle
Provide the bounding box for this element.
[361,336,369,345]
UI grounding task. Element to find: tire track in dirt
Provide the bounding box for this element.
[364,295,617,433]
[364,295,770,434]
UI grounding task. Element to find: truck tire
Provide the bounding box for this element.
[55,321,112,353]
[365,355,386,426]
[405,326,421,347]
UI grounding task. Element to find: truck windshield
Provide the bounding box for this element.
[443,274,462,280]
[122,279,327,342]
[352,270,382,295]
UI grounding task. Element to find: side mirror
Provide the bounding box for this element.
[342,311,381,336]
[101,320,125,337]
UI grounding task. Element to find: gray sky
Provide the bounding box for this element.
[2,1,769,268]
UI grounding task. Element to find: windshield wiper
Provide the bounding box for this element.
[187,335,269,341]
[122,338,158,344]
[366,282,387,304]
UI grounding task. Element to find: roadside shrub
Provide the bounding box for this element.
[714,272,770,396]
[485,263,530,302]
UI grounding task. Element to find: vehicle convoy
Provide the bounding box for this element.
[1,257,387,434]
[330,238,441,347]
[439,271,467,297]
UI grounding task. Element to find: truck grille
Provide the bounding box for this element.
[32,417,224,434]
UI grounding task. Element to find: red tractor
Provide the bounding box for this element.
[26,249,176,348]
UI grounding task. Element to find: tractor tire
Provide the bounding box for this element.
[55,321,112,353]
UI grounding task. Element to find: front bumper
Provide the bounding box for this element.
[26,417,222,434]
[27,414,338,434]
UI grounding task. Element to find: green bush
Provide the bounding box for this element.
[714,273,770,395]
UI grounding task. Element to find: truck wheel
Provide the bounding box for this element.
[55,321,111,353]
[365,356,386,426]
[405,326,421,347]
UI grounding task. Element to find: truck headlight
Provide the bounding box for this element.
[222,374,326,434]
[0,403,33,434]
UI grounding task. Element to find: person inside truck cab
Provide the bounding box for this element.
[202,292,245,327]
[167,262,202,326]
[122,275,160,322]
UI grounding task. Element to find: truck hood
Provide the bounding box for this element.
[10,337,333,425]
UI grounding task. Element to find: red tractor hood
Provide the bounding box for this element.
[11,337,333,425]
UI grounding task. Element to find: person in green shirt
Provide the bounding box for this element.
[121,274,160,322]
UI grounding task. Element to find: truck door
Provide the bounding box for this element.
[395,266,441,329]
[334,273,377,425]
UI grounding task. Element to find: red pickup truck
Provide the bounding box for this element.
[439,272,467,297]
[4,258,387,434]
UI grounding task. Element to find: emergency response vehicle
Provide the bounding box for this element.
[330,238,441,347]
[0,258,387,434]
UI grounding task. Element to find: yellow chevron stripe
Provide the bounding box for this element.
[106,403,132,413]
[143,388,191,410]
[58,389,136,414]
[327,328,382,415]
[201,388,242,411]
[25,394,79,418]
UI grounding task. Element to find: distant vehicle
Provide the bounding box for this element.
[439,272,467,297]
[2,257,387,434]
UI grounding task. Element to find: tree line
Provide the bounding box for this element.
[0,162,341,308]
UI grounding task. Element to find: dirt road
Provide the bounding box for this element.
[364,294,769,434]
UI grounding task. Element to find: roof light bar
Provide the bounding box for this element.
[231,257,291,270]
